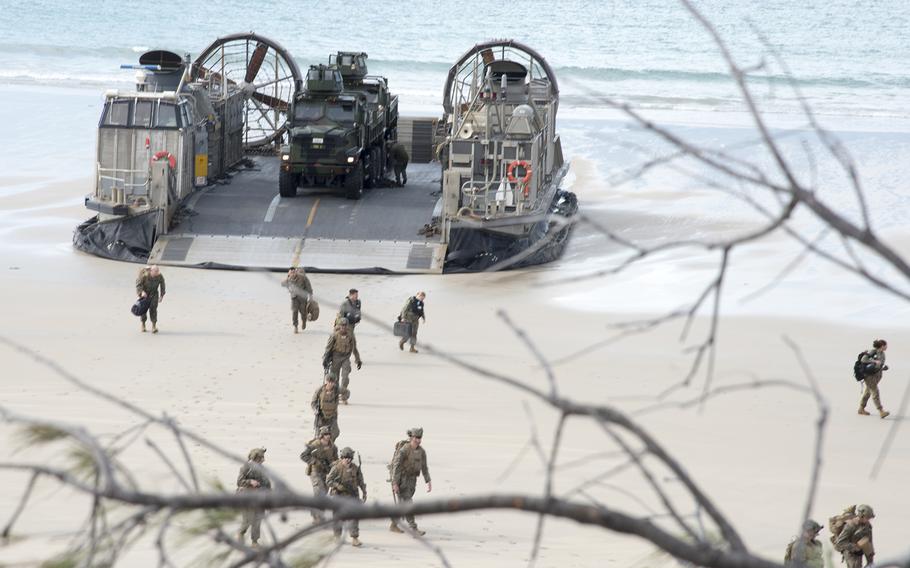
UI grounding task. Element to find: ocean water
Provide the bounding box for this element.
[1,0,909,118]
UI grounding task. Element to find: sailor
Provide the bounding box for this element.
[326,446,367,547]
[390,427,431,535]
[136,265,166,333]
[322,318,362,404]
[236,447,271,548]
[336,289,362,331]
[389,141,409,186]
[281,266,313,334]
[398,291,426,353]
[300,426,339,522]
[311,374,341,441]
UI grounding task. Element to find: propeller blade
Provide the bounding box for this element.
[252,91,288,112]
[245,42,269,84]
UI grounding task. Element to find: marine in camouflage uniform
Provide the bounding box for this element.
[322,319,362,403]
[389,141,409,186]
[326,446,367,547]
[834,504,876,568]
[136,265,166,333]
[299,426,339,522]
[390,427,431,535]
[398,292,426,353]
[858,339,890,418]
[784,519,823,568]
[236,447,272,547]
[311,375,341,441]
[336,289,362,332]
[281,267,313,333]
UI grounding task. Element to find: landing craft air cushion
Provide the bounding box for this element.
[73,35,577,273]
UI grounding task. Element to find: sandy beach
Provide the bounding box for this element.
[2,118,910,567]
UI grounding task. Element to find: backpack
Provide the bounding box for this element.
[853,352,869,381]
[828,505,856,546]
[386,439,409,482]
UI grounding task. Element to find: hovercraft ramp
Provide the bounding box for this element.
[149,158,446,273]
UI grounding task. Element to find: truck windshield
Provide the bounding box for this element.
[294,102,323,121]
[326,103,355,123]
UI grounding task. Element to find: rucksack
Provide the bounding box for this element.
[386,439,409,482]
[853,352,869,381]
[828,505,856,546]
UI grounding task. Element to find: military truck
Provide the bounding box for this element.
[279,53,398,199]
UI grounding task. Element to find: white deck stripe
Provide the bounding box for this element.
[263,194,282,223]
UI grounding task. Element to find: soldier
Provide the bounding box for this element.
[336,289,362,331]
[299,426,339,522]
[398,291,426,353]
[389,141,409,186]
[326,446,367,547]
[834,504,876,568]
[390,427,431,535]
[858,339,890,418]
[281,266,313,334]
[136,265,166,333]
[311,374,341,441]
[784,519,823,568]
[322,318,362,404]
[236,447,271,548]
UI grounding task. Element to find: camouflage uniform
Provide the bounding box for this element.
[784,520,823,568]
[236,451,271,544]
[859,348,886,413]
[323,328,361,403]
[326,450,367,540]
[390,442,431,531]
[398,296,425,350]
[135,269,166,326]
[390,142,409,186]
[834,519,874,568]
[300,431,338,522]
[281,269,313,330]
[336,296,362,331]
[311,382,341,441]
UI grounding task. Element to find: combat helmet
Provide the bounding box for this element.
[318,426,332,437]
[803,519,822,533]
[248,447,267,461]
[407,427,424,438]
[340,446,355,459]
[856,504,875,518]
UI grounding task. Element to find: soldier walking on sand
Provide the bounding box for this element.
[323,318,362,404]
[236,447,271,548]
[300,426,339,522]
[281,266,313,334]
[390,427,431,535]
[311,374,341,441]
[398,292,426,353]
[389,141,409,186]
[834,504,877,568]
[784,519,823,568]
[858,339,890,419]
[327,446,367,547]
[136,265,166,333]
[336,289,362,332]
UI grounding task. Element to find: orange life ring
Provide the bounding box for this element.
[151,151,177,170]
[507,160,532,185]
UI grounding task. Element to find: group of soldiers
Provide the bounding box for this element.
[785,505,878,568]
[235,268,431,547]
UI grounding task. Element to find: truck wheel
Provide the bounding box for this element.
[345,163,364,200]
[279,170,299,197]
[364,151,374,190]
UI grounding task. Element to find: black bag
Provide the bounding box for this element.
[131,296,151,317]
[393,321,412,338]
[853,351,877,381]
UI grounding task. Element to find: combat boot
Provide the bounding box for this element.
[410,527,426,536]
[880,410,891,419]
[399,338,406,351]
[152,323,158,334]
[294,324,298,334]
[250,540,259,549]
[858,407,871,416]
[351,536,362,547]
[236,530,246,544]
[389,522,404,533]
[409,345,418,354]
[141,322,146,332]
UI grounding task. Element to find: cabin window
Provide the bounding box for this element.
[156,102,178,128]
[326,103,355,123]
[295,102,323,121]
[105,100,131,126]
[502,146,517,160]
[133,101,153,127]
[179,103,192,127]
